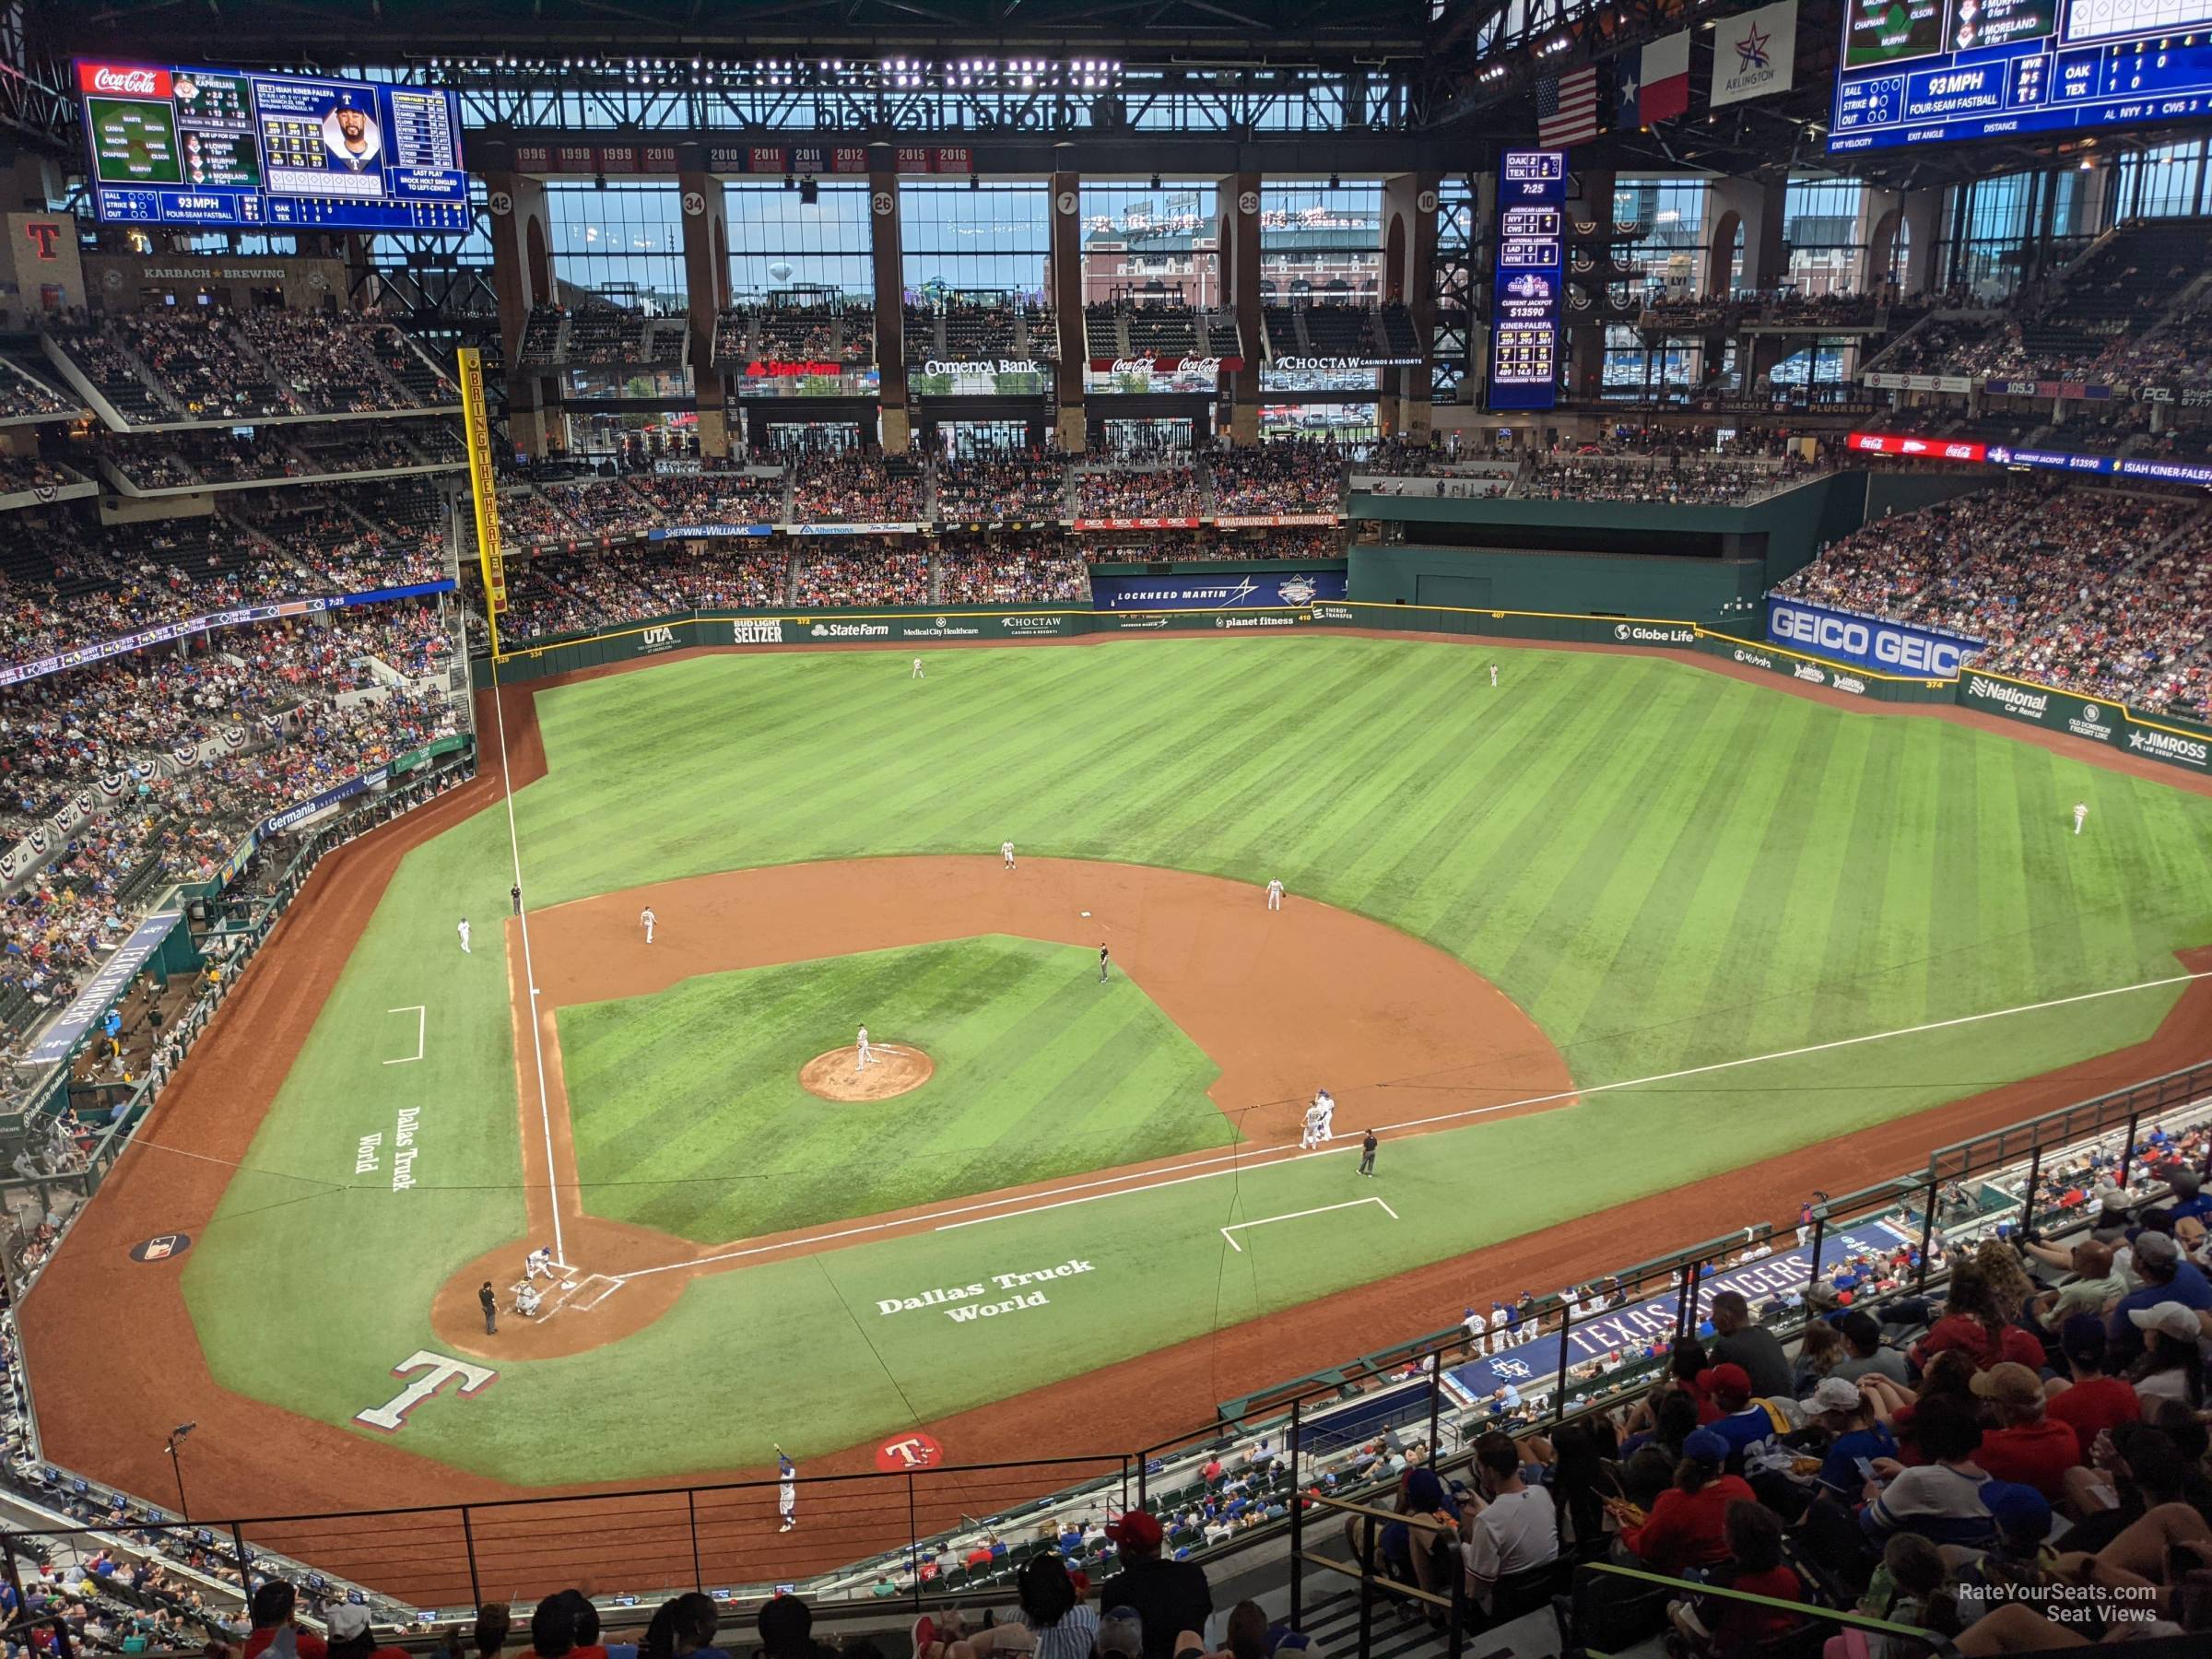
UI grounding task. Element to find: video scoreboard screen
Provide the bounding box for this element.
[1488,149,1567,414]
[79,61,470,231]
[1831,0,2212,150]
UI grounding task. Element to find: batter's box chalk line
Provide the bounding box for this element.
[568,1273,624,1312]
[1219,1194,1397,1253]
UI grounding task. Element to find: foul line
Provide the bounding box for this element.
[491,664,565,1263]
[612,964,2210,1275]
[382,1005,426,1065]
[1220,1196,1397,1253]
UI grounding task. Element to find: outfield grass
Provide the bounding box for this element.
[176,637,2212,1482]
[559,937,1230,1241]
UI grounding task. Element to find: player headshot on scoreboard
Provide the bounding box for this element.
[322,91,382,172]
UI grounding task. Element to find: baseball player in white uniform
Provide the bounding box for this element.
[776,1451,798,1531]
[641,906,656,944]
[1489,663,1499,687]
[912,656,924,680]
[456,918,470,954]
[1312,1088,1335,1143]
[855,1025,874,1070]
[1001,840,1016,870]
[1265,877,1284,911]
[515,1282,543,1317]
[1462,1305,1488,1356]
[1299,1101,1324,1150]
[2073,800,2088,836]
[526,1246,556,1280]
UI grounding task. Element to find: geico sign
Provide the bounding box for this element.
[1767,605,1969,676]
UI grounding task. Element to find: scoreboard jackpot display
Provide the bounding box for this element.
[1830,0,2212,150]
[1488,149,1567,414]
[79,62,470,230]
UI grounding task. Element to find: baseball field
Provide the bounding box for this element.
[23,631,2212,1511]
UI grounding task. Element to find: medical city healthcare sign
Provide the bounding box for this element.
[1765,597,1983,679]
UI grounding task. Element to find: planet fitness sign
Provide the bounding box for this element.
[1765,598,1982,679]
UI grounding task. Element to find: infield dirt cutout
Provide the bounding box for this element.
[427,853,1580,1359]
[800,1043,934,1100]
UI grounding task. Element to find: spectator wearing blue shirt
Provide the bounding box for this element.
[1801,1377,1899,1496]
[2162,1170,2212,1225]
[2111,1230,2212,1363]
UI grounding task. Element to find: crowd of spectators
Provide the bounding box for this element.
[0,359,77,421]
[937,543,1088,605]
[1206,443,1344,516]
[936,451,1069,523]
[629,470,788,525]
[490,546,789,641]
[0,601,459,1014]
[789,453,925,525]
[1777,482,2212,714]
[0,455,85,497]
[793,545,930,606]
[1076,464,1204,521]
[1519,452,1818,504]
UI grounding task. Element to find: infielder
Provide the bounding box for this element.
[912,656,924,680]
[525,1246,556,1280]
[776,1451,798,1532]
[1265,877,1284,911]
[1299,1101,1324,1150]
[855,1025,874,1071]
[1312,1088,1335,1143]
[1099,943,1111,983]
[456,917,471,954]
[2073,800,2088,836]
[1001,840,1016,871]
[641,906,656,945]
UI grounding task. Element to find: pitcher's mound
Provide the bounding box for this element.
[800,1044,934,1101]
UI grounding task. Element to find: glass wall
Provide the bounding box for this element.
[1781,180,1868,295]
[724,181,874,300]
[2115,139,2212,218]
[546,182,686,310]
[1940,171,2039,298]
[1610,177,1711,300]
[900,182,1048,299]
[1257,181,1382,300]
[1078,180,1218,305]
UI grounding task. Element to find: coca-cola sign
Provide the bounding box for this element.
[78,63,171,98]
[1092,355,1234,377]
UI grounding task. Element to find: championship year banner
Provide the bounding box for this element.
[1765,597,1983,678]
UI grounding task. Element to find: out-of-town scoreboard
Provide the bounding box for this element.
[1831,0,2212,150]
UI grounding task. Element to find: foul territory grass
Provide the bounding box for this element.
[173,636,2212,1482]
[559,937,1229,1241]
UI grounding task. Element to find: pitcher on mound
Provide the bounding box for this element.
[855,1025,874,1071]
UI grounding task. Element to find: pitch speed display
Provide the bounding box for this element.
[1831,0,2212,150]
[80,61,470,230]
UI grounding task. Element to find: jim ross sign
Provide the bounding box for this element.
[1765,598,1983,679]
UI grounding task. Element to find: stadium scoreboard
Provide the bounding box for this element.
[79,62,469,230]
[1830,0,2212,150]
[1488,149,1567,414]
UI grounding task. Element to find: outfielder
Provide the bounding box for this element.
[641,905,656,945]
[776,1450,798,1532]
[456,917,471,954]
[855,1025,874,1070]
[2073,800,2088,836]
[912,656,925,680]
[1488,663,1499,688]
[1001,840,1016,870]
[1265,877,1284,911]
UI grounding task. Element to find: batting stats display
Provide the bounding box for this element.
[79,62,468,230]
[1831,0,2212,150]
[1488,149,1566,413]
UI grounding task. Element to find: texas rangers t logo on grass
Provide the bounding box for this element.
[354,1350,497,1431]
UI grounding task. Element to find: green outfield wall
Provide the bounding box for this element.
[471,600,2210,778]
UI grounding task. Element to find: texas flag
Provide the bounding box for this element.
[1619,30,1691,128]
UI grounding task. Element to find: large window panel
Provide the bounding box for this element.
[1257,181,1382,300]
[900,182,1048,298]
[547,182,686,310]
[1079,181,1218,305]
[724,181,874,300]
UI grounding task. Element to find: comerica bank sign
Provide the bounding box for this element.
[1764,598,1983,679]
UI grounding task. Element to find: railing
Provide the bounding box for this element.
[5,1067,2205,1631]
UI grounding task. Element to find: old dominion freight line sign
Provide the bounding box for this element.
[1959,674,2210,772]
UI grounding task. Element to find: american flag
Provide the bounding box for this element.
[1535,65,1601,147]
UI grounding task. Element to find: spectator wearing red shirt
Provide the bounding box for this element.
[1969,1362,2081,1500]
[1669,1501,1806,1657]
[1617,1429,1755,1573]
[2047,1314,2142,1463]
[243,1583,327,1659]
[1907,1261,2011,1373]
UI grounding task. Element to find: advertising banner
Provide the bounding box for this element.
[1089,571,1347,612]
[1766,597,1983,678]
[1073,516,1202,532]
[1212,513,1342,529]
[27,909,184,1065]
[783,522,922,536]
[718,613,1079,645]
[260,768,385,836]
[647,524,776,541]
[1958,674,2211,771]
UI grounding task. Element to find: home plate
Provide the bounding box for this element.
[1081,911,1091,917]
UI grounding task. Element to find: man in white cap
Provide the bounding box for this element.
[1802,1376,1893,1497]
